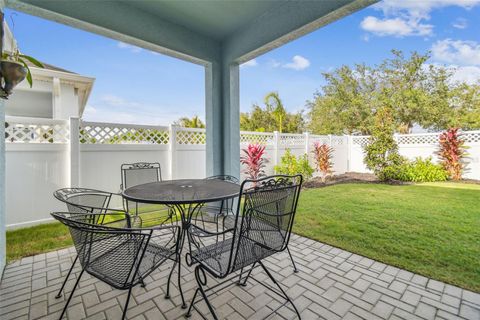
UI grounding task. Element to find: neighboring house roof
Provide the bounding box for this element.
[25,59,77,75]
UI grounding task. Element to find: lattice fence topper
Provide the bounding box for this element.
[352,136,370,147]
[310,135,330,145]
[80,122,169,144]
[462,131,480,143]
[397,133,439,145]
[331,136,346,145]
[176,129,206,145]
[279,134,305,146]
[5,120,69,143]
[240,132,274,145]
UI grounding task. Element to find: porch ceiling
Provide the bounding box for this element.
[6,0,376,64]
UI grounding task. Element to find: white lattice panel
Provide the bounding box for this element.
[280,134,305,146]
[80,123,169,144]
[240,132,274,145]
[331,136,346,145]
[352,136,369,147]
[310,135,330,145]
[176,129,206,145]
[5,120,69,143]
[462,131,480,144]
[397,134,439,145]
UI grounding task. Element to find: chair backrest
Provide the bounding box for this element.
[230,175,303,272]
[51,212,151,289]
[121,162,162,191]
[54,188,112,215]
[206,175,239,184]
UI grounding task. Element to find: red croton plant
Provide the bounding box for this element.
[438,128,467,181]
[240,143,268,180]
[313,142,334,182]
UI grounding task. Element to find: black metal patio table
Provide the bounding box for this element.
[122,178,240,308]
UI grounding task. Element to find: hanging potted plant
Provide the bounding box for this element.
[1,48,44,96]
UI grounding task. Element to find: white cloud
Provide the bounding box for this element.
[84,94,202,126]
[117,41,142,53]
[373,0,480,18]
[451,65,480,84]
[452,18,468,29]
[240,59,258,68]
[283,55,310,70]
[361,0,480,37]
[101,94,141,108]
[361,16,432,37]
[84,104,97,116]
[432,39,480,65]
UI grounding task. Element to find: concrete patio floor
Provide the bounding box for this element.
[1,234,479,320]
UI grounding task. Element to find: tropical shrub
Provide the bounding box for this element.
[240,143,268,180]
[437,128,467,180]
[382,157,448,182]
[274,149,314,180]
[313,142,334,182]
[364,107,404,181]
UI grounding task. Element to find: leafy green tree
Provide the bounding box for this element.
[364,107,404,181]
[264,92,287,133]
[241,92,304,133]
[174,115,205,128]
[307,64,379,135]
[307,50,480,134]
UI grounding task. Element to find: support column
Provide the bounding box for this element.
[69,117,80,187]
[0,6,6,274]
[205,59,240,178]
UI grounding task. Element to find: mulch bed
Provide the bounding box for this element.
[303,172,406,188]
[303,172,480,188]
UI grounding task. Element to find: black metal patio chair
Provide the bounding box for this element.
[193,175,239,227]
[185,174,303,320]
[51,211,182,320]
[120,162,174,226]
[199,174,300,274]
[53,188,143,299]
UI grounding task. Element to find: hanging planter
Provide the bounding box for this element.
[1,49,44,99]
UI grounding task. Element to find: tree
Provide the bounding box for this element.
[264,92,287,133]
[241,92,304,133]
[364,107,404,180]
[307,64,379,135]
[307,50,480,135]
[174,115,205,128]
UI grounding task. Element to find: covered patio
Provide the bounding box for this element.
[1,1,480,320]
[0,0,375,281]
[3,234,479,320]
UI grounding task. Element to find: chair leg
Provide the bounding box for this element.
[55,254,79,299]
[194,266,219,320]
[166,259,177,299]
[58,267,85,320]
[185,288,199,318]
[238,262,256,287]
[140,279,146,288]
[287,247,299,273]
[259,261,301,319]
[121,287,133,320]
[178,253,187,308]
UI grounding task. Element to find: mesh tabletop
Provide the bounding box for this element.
[122,179,240,205]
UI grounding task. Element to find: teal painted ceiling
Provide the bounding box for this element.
[7,0,372,63]
[124,0,280,40]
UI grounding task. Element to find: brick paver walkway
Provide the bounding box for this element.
[1,234,479,319]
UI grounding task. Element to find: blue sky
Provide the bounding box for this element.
[5,0,480,125]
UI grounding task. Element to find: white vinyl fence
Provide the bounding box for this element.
[5,116,480,229]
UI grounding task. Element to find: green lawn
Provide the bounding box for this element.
[6,182,480,292]
[294,182,480,292]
